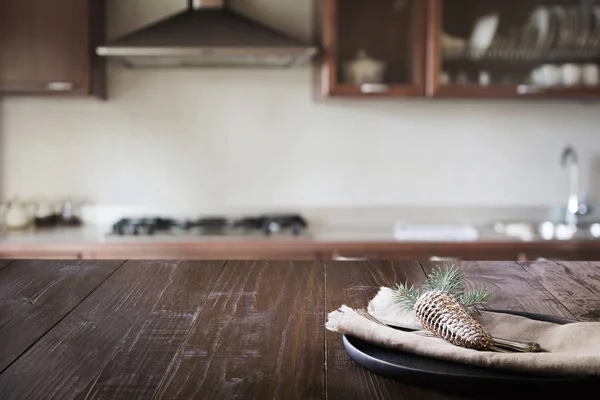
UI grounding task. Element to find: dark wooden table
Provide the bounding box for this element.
[0,260,598,399]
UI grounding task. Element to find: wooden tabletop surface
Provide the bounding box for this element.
[0,259,598,399]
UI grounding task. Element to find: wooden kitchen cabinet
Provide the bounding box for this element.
[0,0,105,97]
[0,251,81,260]
[325,248,520,261]
[322,0,600,99]
[321,243,515,261]
[321,0,426,97]
[324,242,600,261]
[80,244,321,261]
[2,241,600,260]
[428,0,600,98]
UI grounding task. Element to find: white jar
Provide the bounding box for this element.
[1,200,34,230]
[536,64,561,87]
[582,64,599,86]
[561,64,582,87]
[343,50,387,85]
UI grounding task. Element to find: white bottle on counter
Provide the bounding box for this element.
[1,199,35,230]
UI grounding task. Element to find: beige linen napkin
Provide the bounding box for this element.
[326,288,600,376]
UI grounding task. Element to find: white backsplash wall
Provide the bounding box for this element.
[2,66,600,211]
[1,0,600,212]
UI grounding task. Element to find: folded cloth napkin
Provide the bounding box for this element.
[326,287,600,376]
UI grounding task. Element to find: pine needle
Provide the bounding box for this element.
[392,282,421,311]
[424,264,465,295]
[391,262,493,311]
[459,288,494,309]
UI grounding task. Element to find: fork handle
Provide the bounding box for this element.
[492,337,543,353]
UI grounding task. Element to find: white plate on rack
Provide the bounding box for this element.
[593,6,600,47]
[553,6,569,48]
[529,6,551,47]
[470,13,500,59]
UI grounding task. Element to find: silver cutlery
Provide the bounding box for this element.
[357,309,543,353]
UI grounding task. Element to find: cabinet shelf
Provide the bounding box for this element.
[322,0,426,97]
[444,49,600,64]
[327,83,425,97]
[436,84,600,98]
[426,0,600,98]
[322,0,600,99]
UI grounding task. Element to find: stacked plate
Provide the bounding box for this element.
[463,6,600,59]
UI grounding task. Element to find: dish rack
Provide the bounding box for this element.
[444,48,600,63]
[444,5,600,64]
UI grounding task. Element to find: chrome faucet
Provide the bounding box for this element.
[561,146,588,226]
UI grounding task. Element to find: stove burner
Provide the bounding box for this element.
[113,218,176,236]
[111,214,308,237]
[184,218,229,235]
[233,214,307,235]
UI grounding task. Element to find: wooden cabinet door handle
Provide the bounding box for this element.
[516,85,545,95]
[360,83,391,94]
[46,81,74,91]
[332,252,369,261]
[430,256,460,261]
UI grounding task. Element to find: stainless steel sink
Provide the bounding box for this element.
[492,146,600,241]
[493,220,600,241]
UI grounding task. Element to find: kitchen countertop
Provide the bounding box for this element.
[1,206,599,260]
[0,221,595,244]
[0,259,598,399]
[1,224,599,262]
[2,204,599,244]
[0,225,508,244]
[76,204,581,228]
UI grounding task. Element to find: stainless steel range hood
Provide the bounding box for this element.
[97,0,318,68]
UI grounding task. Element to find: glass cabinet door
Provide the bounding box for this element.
[322,0,426,97]
[427,0,600,98]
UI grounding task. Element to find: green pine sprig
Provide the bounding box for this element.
[423,263,465,295]
[392,263,494,312]
[392,282,422,311]
[458,288,494,309]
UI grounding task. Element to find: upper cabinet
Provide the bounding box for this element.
[322,0,426,97]
[428,0,600,98]
[322,0,600,99]
[0,0,105,97]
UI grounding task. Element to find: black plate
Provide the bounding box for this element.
[343,310,597,395]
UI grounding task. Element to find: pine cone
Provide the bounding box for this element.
[414,290,493,351]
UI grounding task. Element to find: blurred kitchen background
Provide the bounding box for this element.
[1,0,600,261]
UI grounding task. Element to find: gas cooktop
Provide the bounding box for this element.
[110,214,308,237]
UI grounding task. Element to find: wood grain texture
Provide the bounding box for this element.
[4,240,600,261]
[0,260,123,373]
[519,261,600,321]
[420,261,575,319]
[0,0,105,97]
[321,0,425,97]
[156,260,325,400]
[0,0,89,93]
[425,0,442,97]
[0,260,14,273]
[0,260,224,400]
[1,260,599,400]
[325,260,458,400]
[90,0,107,99]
